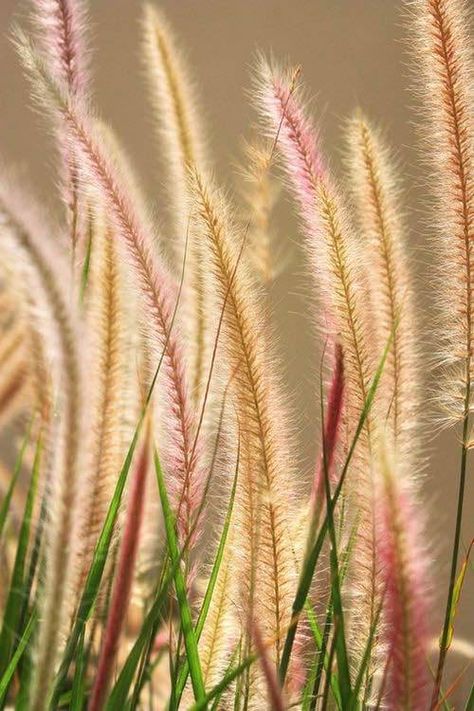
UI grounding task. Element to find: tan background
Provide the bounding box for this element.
[0,0,472,701]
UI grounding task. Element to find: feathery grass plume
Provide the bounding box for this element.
[0,278,30,424]
[14,32,206,552]
[142,3,210,403]
[0,169,83,710]
[238,138,287,285]
[407,0,474,701]
[79,219,133,583]
[189,168,297,692]
[197,520,240,692]
[30,0,90,254]
[0,264,50,426]
[255,58,373,432]
[374,441,431,710]
[408,0,474,425]
[88,429,150,711]
[255,57,384,685]
[346,113,421,460]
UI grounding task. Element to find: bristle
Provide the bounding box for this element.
[407,0,474,425]
[0,170,84,711]
[346,113,421,460]
[374,442,431,710]
[189,168,297,691]
[142,4,210,403]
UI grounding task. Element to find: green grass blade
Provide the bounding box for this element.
[348,590,385,710]
[0,423,32,541]
[188,653,258,711]
[321,625,338,711]
[105,560,180,709]
[279,334,391,685]
[0,437,41,681]
[304,602,341,710]
[173,443,240,706]
[0,611,36,706]
[466,682,474,711]
[319,370,351,705]
[209,644,240,711]
[70,628,86,711]
[49,422,144,708]
[79,215,94,302]
[154,448,206,704]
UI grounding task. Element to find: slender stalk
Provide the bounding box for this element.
[431,399,470,707]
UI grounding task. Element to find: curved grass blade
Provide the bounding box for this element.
[444,538,474,651]
[465,680,474,711]
[0,611,36,706]
[320,369,351,705]
[173,438,240,706]
[0,423,32,541]
[304,601,341,711]
[49,292,176,708]
[70,628,86,711]
[48,422,143,708]
[188,652,258,711]
[209,644,241,711]
[154,448,206,704]
[0,435,41,687]
[104,558,182,709]
[348,589,385,710]
[279,332,392,685]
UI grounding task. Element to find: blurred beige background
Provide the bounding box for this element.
[0,0,472,701]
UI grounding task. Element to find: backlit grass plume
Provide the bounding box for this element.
[190,169,297,689]
[408,0,474,701]
[255,58,384,682]
[345,113,421,461]
[238,139,287,285]
[143,4,210,403]
[30,0,90,254]
[2,1,473,709]
[15,31,206,554]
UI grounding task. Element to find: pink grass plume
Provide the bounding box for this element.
[310,343,345,515]
[375,443,431,710]
[30,0,90,253]
[88,424,151,711]
[31,0,89,97]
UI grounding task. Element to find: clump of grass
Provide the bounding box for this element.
[0,1,472,709]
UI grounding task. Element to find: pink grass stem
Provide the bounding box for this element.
[310,343,345,515]
[88,432,150,711]
[250,620,285,711]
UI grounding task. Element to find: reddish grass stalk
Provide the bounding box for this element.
[250,621,285,711]
[310,343,345,516]
[88,431,150,711]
